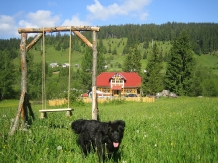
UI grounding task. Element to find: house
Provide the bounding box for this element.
[96,72,142,96]
[62,63,70,68]
[49,62,59,68]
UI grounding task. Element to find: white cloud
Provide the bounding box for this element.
[0,15,15,31]
[62,15,90,26]
[86,0,151,21]
[25,10,60,27]
[86,0,123,20]
[15,10,61,38]
[0,15,18,38]
[18,20,36,28]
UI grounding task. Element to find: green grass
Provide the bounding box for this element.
[0,97,218,162]
[30,45,84,68]
[194,54,218,75]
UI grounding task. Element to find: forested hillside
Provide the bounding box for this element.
[0,22,218,100]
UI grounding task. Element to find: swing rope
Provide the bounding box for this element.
[41,28,72,110]
[42,28,46,110]
[68,28,72,108]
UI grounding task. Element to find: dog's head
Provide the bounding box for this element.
[71,119,86,134]
[108,120,125,148]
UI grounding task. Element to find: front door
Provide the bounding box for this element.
[113,90,120,96]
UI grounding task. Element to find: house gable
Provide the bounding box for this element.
[96,72,142,87]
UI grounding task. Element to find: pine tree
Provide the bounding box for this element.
[165,30,195,95]
[142,43,163,95]
[79,47,93,91]
[112,47,117,55]
[79,44,105,91]
[0,50,15,100]
[122,44,141,74]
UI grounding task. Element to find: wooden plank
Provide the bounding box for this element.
[39,108,73,112]
[18,26,100,34]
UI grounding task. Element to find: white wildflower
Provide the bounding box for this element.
[57,146,62,151]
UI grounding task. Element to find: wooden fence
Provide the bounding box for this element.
[82,97,155,103]
[48,98,68,106]
[48,97,155,106]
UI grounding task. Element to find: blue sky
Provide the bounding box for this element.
[0,0,218,39]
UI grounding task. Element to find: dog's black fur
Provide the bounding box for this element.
[71,119,125,162]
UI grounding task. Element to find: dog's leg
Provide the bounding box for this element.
[78,134,89,157]
[95,139,104,163]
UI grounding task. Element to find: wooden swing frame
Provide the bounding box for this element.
[9,26,100,135]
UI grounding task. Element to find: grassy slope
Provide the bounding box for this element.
[194,54,218,75]
[20,38,218,75]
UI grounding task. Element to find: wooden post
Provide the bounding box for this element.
[92,31,98,120]
[9,33,28,134]
[20,33,28,124]
[9,92,25,135]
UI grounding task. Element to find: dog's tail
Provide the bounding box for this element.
[71,119,85,134]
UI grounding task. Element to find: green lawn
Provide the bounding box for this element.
[1,97,218,162]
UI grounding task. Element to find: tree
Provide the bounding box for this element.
[142,51,147,59]
[112,47,117,55]
[122,44,141,74]
[165,30,195,95]
[98,39,107,54]
[142,43,163,95]
[189,65,218,97]
[79,45,105,91]
[0,50,16,100]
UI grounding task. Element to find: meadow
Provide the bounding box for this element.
[0,97,218,163]
[18,37,218,75]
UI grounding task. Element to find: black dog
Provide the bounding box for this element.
[71,119,125,162]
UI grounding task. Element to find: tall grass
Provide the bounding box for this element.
[0,97,218,162]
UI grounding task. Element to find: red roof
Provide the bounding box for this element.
[96,72,142,87]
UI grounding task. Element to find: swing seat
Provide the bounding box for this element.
[39,108,73,118]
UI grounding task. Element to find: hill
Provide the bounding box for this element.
[25,37,218,75]
[1,23,218,99]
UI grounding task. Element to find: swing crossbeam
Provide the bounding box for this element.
[39,108,73,118]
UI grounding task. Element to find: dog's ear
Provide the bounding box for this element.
[119,120,125,127]
[118,120,125,131]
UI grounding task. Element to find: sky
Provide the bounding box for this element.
[0,0,218,39]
